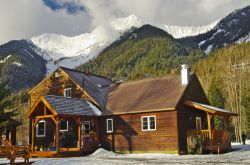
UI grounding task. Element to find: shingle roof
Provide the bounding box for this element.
[60,67,112,111]
[44,95,101,116]
[105,75,186,115]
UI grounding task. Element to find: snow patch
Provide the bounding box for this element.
[209,29,225,40]
[0,55,11,63]
[236,32,250,43]
[12,62,22,66]
[86,101,101,116]
[91,148,117,157]
[204,45,213,54]
[198,40,206,47]
[164,20,219,38]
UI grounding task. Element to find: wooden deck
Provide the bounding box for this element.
[187,129,231,153]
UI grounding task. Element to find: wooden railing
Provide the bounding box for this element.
[187,129,210,141]
[187,129,231,143]
[0,145,30,164]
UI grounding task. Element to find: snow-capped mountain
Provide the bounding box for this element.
[163,20,219,38]
[30,15,144,72]
[179,5,250,54]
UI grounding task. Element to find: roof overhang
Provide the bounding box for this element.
[185,100,238,116]
[27,96,58,118]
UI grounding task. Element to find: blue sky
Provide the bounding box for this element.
[0,0,249,45]
[42,0,85,14]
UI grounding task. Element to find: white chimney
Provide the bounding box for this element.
[181,64,189,85]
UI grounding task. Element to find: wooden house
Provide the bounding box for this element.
[27,65,237,157]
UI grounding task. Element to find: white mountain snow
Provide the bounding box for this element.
[30,15,221,73]
[163,20,219,38]
[31,15,144,73]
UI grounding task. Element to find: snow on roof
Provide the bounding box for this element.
[186,101,237,116]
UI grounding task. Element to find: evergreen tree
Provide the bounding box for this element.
[242,89,250,138]
[207,79,225,129]
[0,81,15,134]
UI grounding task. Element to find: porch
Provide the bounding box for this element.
[185,101,237,154]
[27,95,101,157]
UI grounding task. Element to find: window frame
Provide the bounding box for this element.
[82,121,91,134]
[59,120,68,132]
[141,115,156,131]
[55,71,59,78]
[64,88,72,98]
[106,119,113,133]
[36,120,46,137]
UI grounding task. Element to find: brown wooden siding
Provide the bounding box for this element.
[100,111,178,153]
[176,74,210,153]
[29,69,91,108]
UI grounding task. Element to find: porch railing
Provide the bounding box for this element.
[187,129,230,144]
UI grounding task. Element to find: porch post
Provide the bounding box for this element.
[77,117,81,149]
[31,119,35,152]
[207,112,212,139]
[55,116,59,153]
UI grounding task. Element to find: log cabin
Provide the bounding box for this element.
[27,65,237,157]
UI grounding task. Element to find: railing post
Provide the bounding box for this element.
[207,112,213,153]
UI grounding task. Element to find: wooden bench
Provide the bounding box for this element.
[0,145,30,164]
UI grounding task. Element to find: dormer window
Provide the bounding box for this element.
[64,88,72,98]
[55,71,59,78]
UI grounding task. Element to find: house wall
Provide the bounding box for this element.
[100,110,178,153]
[176,74,210,153]
[29,69,92,108]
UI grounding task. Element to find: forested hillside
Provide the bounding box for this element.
[77,25,204,81]
[194,42,250,141]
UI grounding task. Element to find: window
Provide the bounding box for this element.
[196,117,202,130]
[82,121,91,134]
[36,120,46,137]
[141,116,156,131]
[60,120,68,131]
[55,71,59,78]
[64,88,72,98]
[106,119,113,133]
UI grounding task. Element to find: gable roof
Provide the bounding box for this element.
[44,95,101,116]
[60,67,112,110]
[28,67,112,111]
[105,75,186,115]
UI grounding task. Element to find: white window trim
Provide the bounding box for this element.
[82,121,91,133]
[106,119,113,133]
[64,88,72,98]
[36,120,46,137]
[141,115,156,131]
[55,71,59,78]
[60,120,68,132]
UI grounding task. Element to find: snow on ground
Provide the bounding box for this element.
[1,143,250,165]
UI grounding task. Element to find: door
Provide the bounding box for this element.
[81,121,91,147]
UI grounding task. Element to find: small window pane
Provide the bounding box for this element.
[107,119,113,132]
[60,120,68,131]
[149,117,155,130]
[36,121,45,137]
[83,122,90,134]
[64,88,72,98]
[142,117,148,130]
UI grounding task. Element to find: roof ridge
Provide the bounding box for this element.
[59,66,111,80]
[44,95,87,101]
[113,74,180,85]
